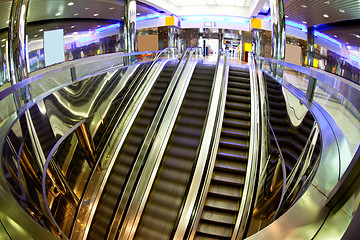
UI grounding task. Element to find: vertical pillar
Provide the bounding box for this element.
[270,0,286,76]
[168,27,175,48]
[218,29,223,52]
[8,0,31,110]
[307,26,315,67]
[252,29,262,57]
[124,0,137,54]
[240,31,244,61]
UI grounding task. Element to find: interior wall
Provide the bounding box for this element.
[285,43,302,65]
[137,34,159,51]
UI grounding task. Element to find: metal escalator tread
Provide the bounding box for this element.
[87,63,177,240]
[134,64,216,240]
[195,67,251,239]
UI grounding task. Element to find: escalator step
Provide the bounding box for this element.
[197,222,232,239]
[174,125,202,138]
[171,135,199,148]
[212,173,244,187]
[205,195,238,212]
[221,127,249,139]
[215,159,246,173]
[219,139,248,151]
[229,71,250,78]
[222,118,250,130]
[178,116,205,127]
[227,87,250,96]
[217,148,247,162]
[180,107,207,118]
[228,76,250,84]
[203,204,238,214]
[208,183,242,199]
[227,94,250,104]
[201,209,235,225]
[224,108,250,119]
[228,81,250,89]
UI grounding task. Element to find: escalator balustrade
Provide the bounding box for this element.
[133,64,216,240]
[88,63,177,240]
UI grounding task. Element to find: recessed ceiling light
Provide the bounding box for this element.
[74,13,79,16]
[6,20,9,24]
[109,7,114,10]
[356,34,360,38]
[55,12,61,16]
[89,28,91,31]
[323,14,329,18]
[97,25,101,27]
[347,46,351,49]
[121,17,124,19]
[301,4,307,8]
[339,9,345,13]
[303,21,307,24]
[39,29,43,32]
[285,15,289,18]
[94,13,98,16]
[1,39,6,42]
[1,45,5,48]
[34,35,38,37]
[334,35,337,38]
[68,2,74,6]
[85,7,89,10]
[72,32,78,35]
[324,1,329,4]
[136,13,140,15]
[71,25,75,28]
[346,42,349,44]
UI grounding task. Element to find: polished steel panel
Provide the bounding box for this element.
[8,0,31,110]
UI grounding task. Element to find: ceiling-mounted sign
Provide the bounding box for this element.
[204,22,212,27]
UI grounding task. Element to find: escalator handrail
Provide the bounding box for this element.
[102,47,199,240]
[0,50,169,103]
[38,47,178,240]
[171,50,229,239]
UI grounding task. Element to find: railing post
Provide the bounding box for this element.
[306,76,317,102]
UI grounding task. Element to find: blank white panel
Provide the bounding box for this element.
[44,29,65,66]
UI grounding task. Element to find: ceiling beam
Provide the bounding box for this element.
[249,0,268,17]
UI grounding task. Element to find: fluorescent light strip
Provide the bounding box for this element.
[136,13,161,21]
[285,20,307,32]
[181,15,249,23]
[314,31,342,48]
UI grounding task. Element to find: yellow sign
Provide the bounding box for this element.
[165,16,175,26]
[251,18,261,29]
[245,42,252,52]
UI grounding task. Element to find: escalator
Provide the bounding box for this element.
[195,67,251,240]
[133,64,216,240]
[265,75,314,173]
[87,63,177,240]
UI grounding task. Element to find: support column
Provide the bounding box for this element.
[168,26,175,48]
[124,0,137,54]
[307,26,315,67]
[218,29,223,52]
[252,29,262,57]
[8,0,31,110]
[270,0,286,76]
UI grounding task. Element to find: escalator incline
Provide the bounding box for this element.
[87,63,177,240]
[134,64,216,240]
[195,67,251,240]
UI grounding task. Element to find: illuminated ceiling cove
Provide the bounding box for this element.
[167,0,252,7]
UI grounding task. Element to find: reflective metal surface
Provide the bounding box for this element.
[8,0,31,110]
[270,0,286,77]
[124,0,137,54]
